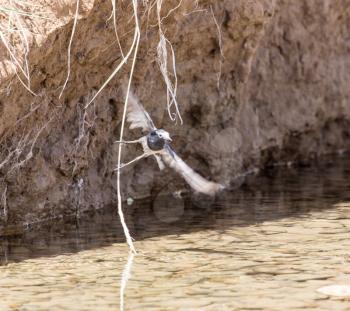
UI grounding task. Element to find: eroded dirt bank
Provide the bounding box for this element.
[0,0,349,232]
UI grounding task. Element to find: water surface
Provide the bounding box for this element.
[1,157,350,310]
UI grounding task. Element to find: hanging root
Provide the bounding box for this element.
[0,96,56,175]
[156,0,183,124]
[84,0,141,110]
[59,0,80,98]
[0,0,51,95]
[83,0,189,251]
[115,0,141,254]
[1,184,8,223]
[210,5,224,89]
[70,100,97,174]
[85,0,184,124]
[0,117,53,176]
[108,0,125,59]
[0,105,57,226]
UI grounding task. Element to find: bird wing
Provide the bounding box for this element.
[160,145,223,196]
[125,89,156,132]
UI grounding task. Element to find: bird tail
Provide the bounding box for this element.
[161,145,224,196]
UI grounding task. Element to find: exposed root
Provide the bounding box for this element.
[0,1,225,252]
[13,8,31,90]
[0,131,31,171]
[1,184,8,223]
[84,0,194,251]
[9,115,54,173]
[13,66,37,96]
[115,0,141,254]
[210,5,225,90]
[85,0,184,126]
[160,0,183,22]
[84,1,141,110]
[156,0,183,124]
[183,0,207,16]
[15,102,41,125]
[210,5,224,58]
[74,103,95,151]
[0,96,56,175]
[59,0,80,98]
[74,177,84,220]
[70,100,97,175]
[0,0,51,94]
[0,29,28,78]
[108,0,125,59]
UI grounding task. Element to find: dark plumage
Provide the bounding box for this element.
[147,131,166,151]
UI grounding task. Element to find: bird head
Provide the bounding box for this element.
[156,129,172,142]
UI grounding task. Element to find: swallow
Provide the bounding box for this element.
[115,89,223,196]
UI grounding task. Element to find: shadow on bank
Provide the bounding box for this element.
[1,156,350,265]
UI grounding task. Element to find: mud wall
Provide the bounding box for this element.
[0,0,349,232]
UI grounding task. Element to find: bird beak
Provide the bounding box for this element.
[164,132,172,142]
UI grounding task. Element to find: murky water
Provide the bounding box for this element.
[1,157,350,310]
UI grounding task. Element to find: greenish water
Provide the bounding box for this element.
[1,157,350,310]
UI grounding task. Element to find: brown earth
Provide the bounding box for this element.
[0,0,349,232]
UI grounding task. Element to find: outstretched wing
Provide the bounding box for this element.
[125,89,156,132]
[160,145,223,196]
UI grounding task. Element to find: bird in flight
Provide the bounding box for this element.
[115,89,223,196]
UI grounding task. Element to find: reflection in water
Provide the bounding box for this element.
[120,251,135,311]
[0,156,350,310]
